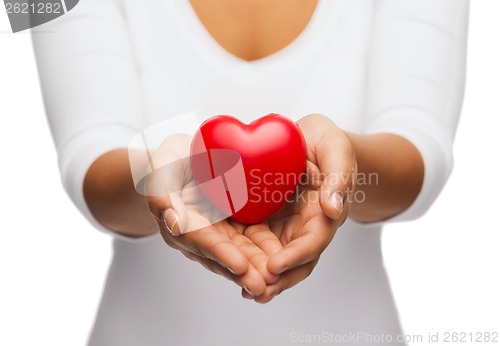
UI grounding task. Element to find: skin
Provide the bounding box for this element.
[188,0,319,61]
[83,1,424,302]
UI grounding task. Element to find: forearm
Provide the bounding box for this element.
[83,149,158,238]
[345,132,424,223]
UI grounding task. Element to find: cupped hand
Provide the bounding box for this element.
[244,114,358,303]
[144,134,280,297]
[142,113,357,302]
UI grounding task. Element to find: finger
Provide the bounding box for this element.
[170,222,250,275]
[243,223,283,257]
[181,250,267,297]
[252,259,319,304]
[241,287,253,300]
[242,224,283,285]
[231,231,279,285]
[267,216,335,275]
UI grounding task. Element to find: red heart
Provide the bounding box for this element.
[190,114,307,224]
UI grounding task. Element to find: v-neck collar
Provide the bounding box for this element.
[170,0,336,76]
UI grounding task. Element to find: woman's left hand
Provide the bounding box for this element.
[242,114,358,303]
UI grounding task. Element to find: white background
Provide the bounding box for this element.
[0,2,499,345]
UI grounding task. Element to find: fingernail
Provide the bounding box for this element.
[329,192,344,215]
[227,267,236,275]
[163,208,180,235]
[243,286,254,296]
[277,266,289,275]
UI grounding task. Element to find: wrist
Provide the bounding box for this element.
[343,132,424,223]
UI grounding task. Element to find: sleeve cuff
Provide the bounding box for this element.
[363,107,454,224]
[57,122,159,243]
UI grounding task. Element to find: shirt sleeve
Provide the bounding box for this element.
[364,0,469,222]
[32,0,149,240]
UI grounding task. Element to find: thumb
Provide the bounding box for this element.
[316,135,357,220]
[162,188,188,236]
[147,193,188,237]
[297,114,356,220]
[145,166,188,236]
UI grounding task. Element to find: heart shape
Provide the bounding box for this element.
[190,113,307,224]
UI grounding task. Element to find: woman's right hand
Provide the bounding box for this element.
[144,134,280,297]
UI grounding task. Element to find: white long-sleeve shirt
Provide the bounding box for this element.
[32,0,469,345]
